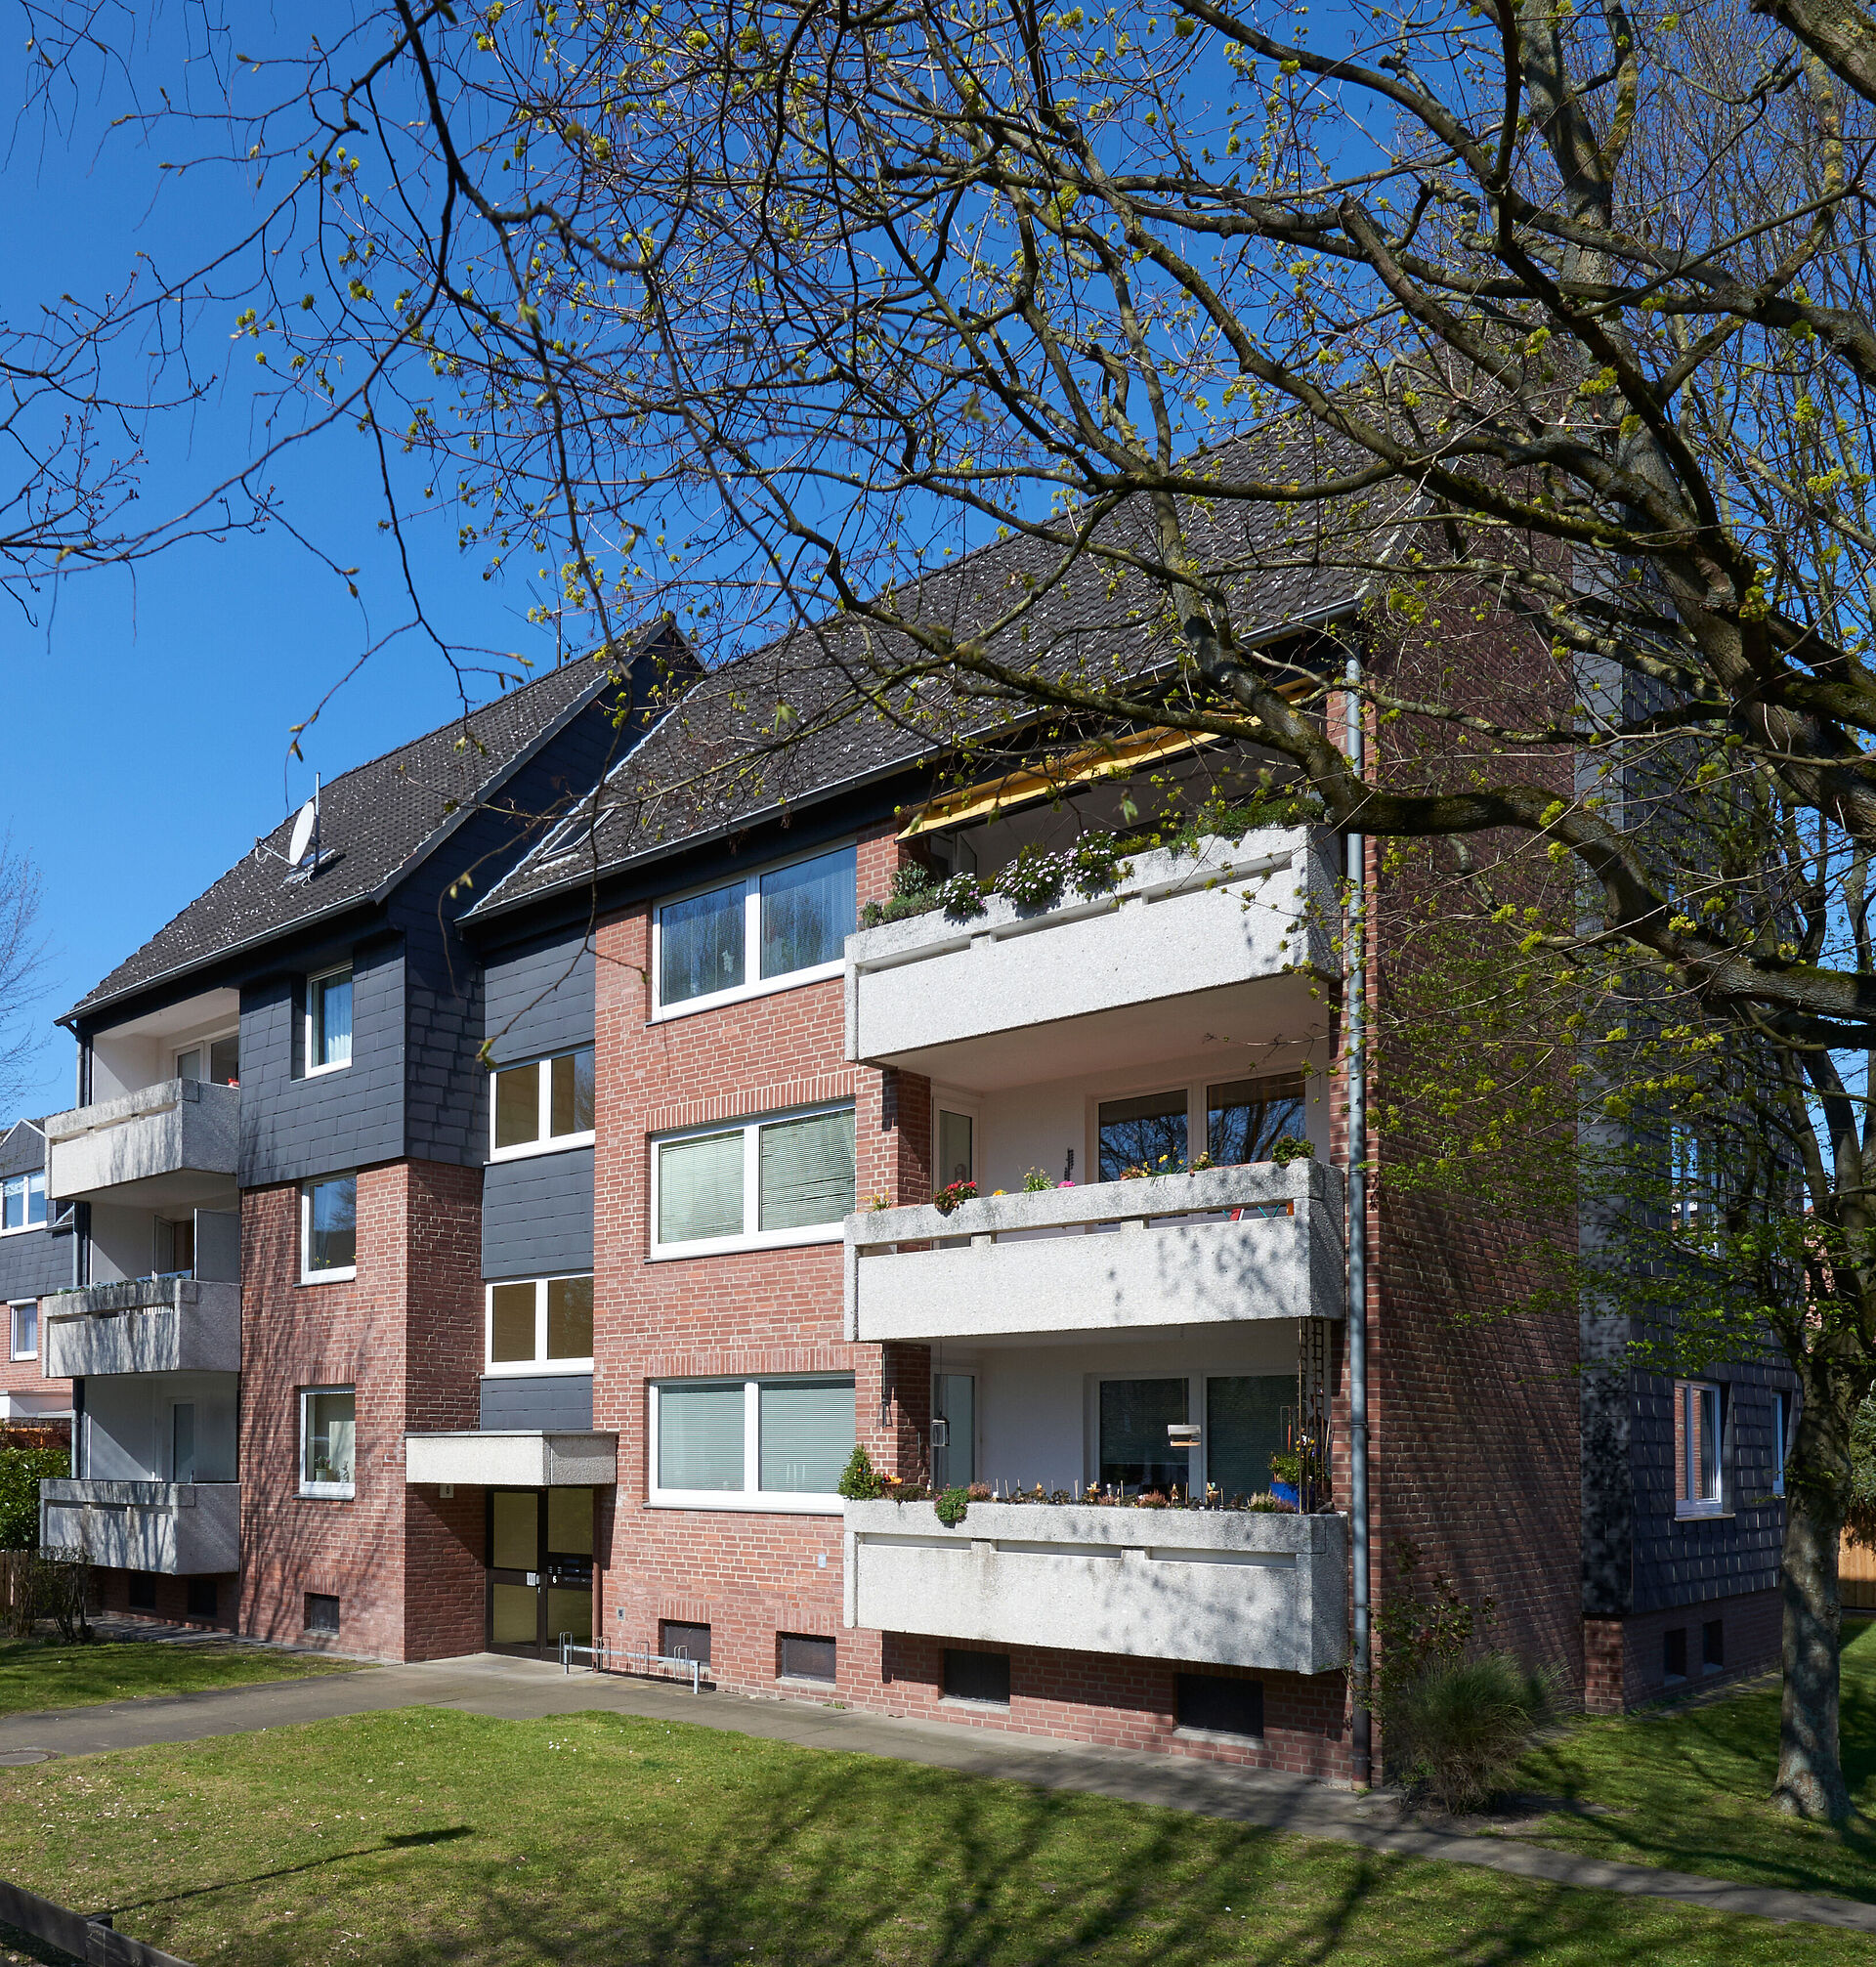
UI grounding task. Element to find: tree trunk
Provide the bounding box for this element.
[1773,1388,1853,1819]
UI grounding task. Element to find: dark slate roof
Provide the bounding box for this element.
[473,420,1396,917]
[67,638,664,1020]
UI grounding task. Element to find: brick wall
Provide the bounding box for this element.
[237,1158,483,1660]
[1583,1586,1780,1712]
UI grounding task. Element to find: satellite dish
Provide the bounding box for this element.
[286,795,319,867]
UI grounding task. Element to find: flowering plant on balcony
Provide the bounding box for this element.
[931,1179,978,1215]
[1021,1168,1054,1192]
[1270,1135,1316,1165]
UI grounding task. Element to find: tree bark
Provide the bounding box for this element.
[1773,1387,1854,1819]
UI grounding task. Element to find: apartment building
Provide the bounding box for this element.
[0,1120,73,1427]
[16,522,1795,1756]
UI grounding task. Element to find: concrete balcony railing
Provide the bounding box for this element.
[40,1478,240,1575]
[844,826,1337,1082]
[44,1079,239,1208]
[43,1276,241,1378]
[844,1158,1343,1343]
[844,1498,1347,1675]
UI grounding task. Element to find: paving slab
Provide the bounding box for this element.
[0,1652,1869,1933]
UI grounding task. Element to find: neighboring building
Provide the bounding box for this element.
[31,512,1792,1740]
[0,1119,75,1429]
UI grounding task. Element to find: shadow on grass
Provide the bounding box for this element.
[107,1717,1798,1967]
[1516,1632,1876,1901]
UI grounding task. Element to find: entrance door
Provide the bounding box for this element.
[486,1488,596,1656]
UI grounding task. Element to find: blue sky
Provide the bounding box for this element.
[0,32,564,1119]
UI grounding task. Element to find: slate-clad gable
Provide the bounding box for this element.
[0,1120,45,1179]
[485,936,595,1067]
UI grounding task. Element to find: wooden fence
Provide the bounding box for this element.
[0,1875,192,1967]
[1843,1535,1876,1611]
[0,1550,33,1640]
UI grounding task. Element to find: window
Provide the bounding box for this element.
[187,1579,218,1620]
[1,1169,47,1233]
[1176,1673,1264,1738]
[1662,1626,1688,1682]
[1207,1074,1305,1166]
[301,1176,358,1281]
[652,1104,855,1256]
[177,1036,239,1086]
[943,1648,1010,1706]
[932,1373,975,1491]
[1703,1618,1725,1672]
[654,844,856,1016]
[490,1048,596,1158]
[304,1593,341,1635]
[127,1573,157,1612]
[301,1387,357,1496]
[486,1274,594,1372]
[661,1620,712,1666]
[937,1109,975,1187]
[1097,1090,1189,1181]
[649,1375,855,1511]
[9,1302,36,1362]
[306,965,354,1073]
[1099,1378,1191,1492]
[1773,1390,1790,1499]
[777,1633,836,1684]
[1675,1380,1725,1517]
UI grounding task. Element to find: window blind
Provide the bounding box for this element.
[758,1379,855,1493]
[759,846,856,977]
[758,1110,855,1230]
[658,1383,746,1490]
[661,883,745,1005]
[659,1131,745,1243]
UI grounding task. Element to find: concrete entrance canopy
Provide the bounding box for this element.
[405,1430,617,1488]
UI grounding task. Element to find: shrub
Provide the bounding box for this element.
[1381,1652,1555,1813]
[1270,1135,1316,1165]
[0,1446,67,1550]
[836,1445,885,1502]
[934,1486,970,1527]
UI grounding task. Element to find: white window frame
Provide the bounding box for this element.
[646,1374,854,1514]
[0,1169,47,1236]
[304,963,355,1077]
[648,1100,856,1261]
[9,1300,37,1362]
[1086,1068,1316,1185]
[174,1031,240,1086]
[484,1273,595,1376]
[649,840,855,1023]
[299,1174,359,1285]
[487,1048,597,1163]
[298,1385,357,1499]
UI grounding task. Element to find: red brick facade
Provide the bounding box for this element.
[236,1159,484,1660]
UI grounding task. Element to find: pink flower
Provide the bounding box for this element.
[1057,1179,1076,1188]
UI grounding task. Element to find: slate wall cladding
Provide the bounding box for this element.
[0,1222,73,1302]
[238,935,405,1186]
[481,1372,594,1430]
[483,1148,594,1280]
[1629,1363,1792,1613]
[484,934,595,1065]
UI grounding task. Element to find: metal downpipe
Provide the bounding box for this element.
[1344,651,1373,1788]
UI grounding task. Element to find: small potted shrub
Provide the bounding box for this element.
[932,1179,979,1215]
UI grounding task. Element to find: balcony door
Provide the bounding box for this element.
[932,1373,975,1490]
[171,1403,196,1483]
[487,1487,595,1657]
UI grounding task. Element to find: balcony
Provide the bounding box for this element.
[405,1431,618,1488]
[40,1478,240,1575]
[843,1498,1346,1675]
[44,1079,239,1209]
[844,1159,1343,1344]
[43,1277,241,1379]
[845,827,1337,1088]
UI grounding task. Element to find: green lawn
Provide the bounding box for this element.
[0,1638,359,1718]
[1514,1614,1876,1902]
[0,1706,1870,1967]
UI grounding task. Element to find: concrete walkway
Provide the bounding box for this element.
[0,1652,1870,1934]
